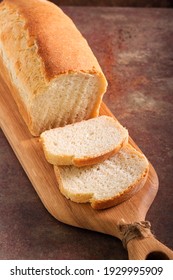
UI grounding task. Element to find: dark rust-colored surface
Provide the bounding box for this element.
[50,1,173,7]
[0,0,173,7]
[0,7,173,260]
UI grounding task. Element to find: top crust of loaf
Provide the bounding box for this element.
[1,0,104,80]
[0,0,107,136]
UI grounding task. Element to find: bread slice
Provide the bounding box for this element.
[54,144,149,209]
[40,116,128,167]
[0,0,107,136]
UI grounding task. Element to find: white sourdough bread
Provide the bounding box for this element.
[40,116,129,167]
[54,144,149,209]
[0,0,107,136]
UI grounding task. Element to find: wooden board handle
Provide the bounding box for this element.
[127,235,173,260]
[118,221,173,260]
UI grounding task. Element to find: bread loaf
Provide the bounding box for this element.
[54,144,149,209]
[40,116,129,167]
[0,0,107,136]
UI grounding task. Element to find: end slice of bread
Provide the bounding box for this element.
[54,144,149,209]
[40,116,128,167]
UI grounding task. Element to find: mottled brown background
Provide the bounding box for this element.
[0,1,173,260]
[0,0,173,6]
[48,0,173,7]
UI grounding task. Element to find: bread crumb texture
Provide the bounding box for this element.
[54,144,149,209]
[41,116,128,165]
[0,0,107,135]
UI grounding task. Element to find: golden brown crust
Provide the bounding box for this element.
[3,0,104,80]
[53,144,149,210]
[54,164,149,210]
[91,165,149,210]
[54,165,94,203]
[40,122,128,167]
[44,141,125,167]
[73,137,128,167]
[0,0,107,135]
[0,52,33,133]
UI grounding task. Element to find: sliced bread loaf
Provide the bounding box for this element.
[40,115,128,167]
[54,144,149,209]
[0,0,107,136]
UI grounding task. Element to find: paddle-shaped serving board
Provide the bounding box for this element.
[0,74,173,260]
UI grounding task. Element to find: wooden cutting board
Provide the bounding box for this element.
[0,75,173,260]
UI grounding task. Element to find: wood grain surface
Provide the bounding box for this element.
[1,73,173,260]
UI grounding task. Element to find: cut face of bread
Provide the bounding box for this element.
[0,0,107,136]
[54,144,149,209]
[40,116,129,167]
